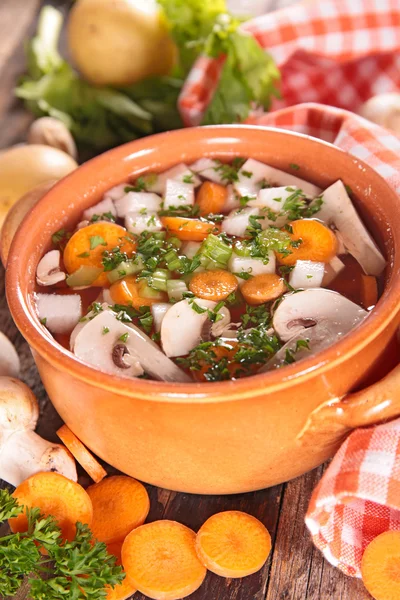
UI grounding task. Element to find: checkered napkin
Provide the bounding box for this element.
[178,0,400,127]
[245,104,400,577]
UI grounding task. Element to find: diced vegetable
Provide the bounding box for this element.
[115,192,162,217]
[36,293,82,333]
[189,270,238,301]
[146,163,201,194]
[164,179,195,210]
[190,158,227,184]
[196,181,227,216]
[361,275,378,309]
[167,279,188,302]
[223,184,241,212]
[276,219,338,266]
[222,207,259,237]
[83,197,116,222]
[289,260,325,289]
[198,234,232,268]
[66,266,103,288]
[181,241,202,259]
[110,275,166,309]
[107,258,144,284]
[241,274,286,305]
[151,303,171,332]
[125,212,162,234]
[148,268,171,292]
[228,252,276,278]
[105,184,130,202]
[161,216,220,241]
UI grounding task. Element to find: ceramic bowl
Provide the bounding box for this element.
[6,126,400,494]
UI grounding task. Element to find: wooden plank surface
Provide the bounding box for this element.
[0,1,371,599]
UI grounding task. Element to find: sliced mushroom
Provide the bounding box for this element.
[316,180,386,275]
[273,288,368,342]
[0,333,20,378]
[234,159,322,199]
[151,303,171,333]
[161,298,231,357]
[36,293,82,334]
[164,179,195,209]
[288,260,325,289]
[74,310,190,382]
[260,323,338,372]
[83,196,117,221]
[36,249,66,286]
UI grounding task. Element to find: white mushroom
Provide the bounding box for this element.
[288,260,325,289]
[36,249,66,286]
[273,288,368,342]
[0,377,77,486]
[0,333,20,378]
[322,256,346,286]
[161,298,231,357]
[210,307,232,338]
[151,303,171,333]
[163,179,195,209]
[83,197,117,221]
[222,207,259,237]
[358,93,400,135]
[316,180,386,275]
[228,251,276,279]
[115,191,162,217]
[260,323,338,371]
[234,159,322,199]
[74,309,190,382]
[36,293,82,334]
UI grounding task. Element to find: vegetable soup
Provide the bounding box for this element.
[34,158,386,383]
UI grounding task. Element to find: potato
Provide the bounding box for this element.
[67,0,176,86]
[0,144,77,232]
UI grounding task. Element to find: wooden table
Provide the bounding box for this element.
[0,1,371,598]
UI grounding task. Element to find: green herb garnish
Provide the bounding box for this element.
[90,235,107,250]
[119,332,129,343]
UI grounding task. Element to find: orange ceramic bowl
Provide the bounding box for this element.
[6,126,400,494]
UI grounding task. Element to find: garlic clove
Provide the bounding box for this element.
[0,333,20,378]
[27,117,78,160]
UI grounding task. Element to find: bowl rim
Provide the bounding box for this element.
[6,124,400,404]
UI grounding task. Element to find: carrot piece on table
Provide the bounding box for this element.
[56,424,107,483]
[196,181,227,217]
[110,274,166,309]
[161,216,220,241]
[361,531,400,600]
[196,510,271,578]
[122,520,207,600]
[106,541,137,600]
[276,219,338,265]
[9,472,93,541]
[189,269,238,301]
[241,273,286,305]
[361,274,378,309]
[87,475,150,545]
[63,223,136,287]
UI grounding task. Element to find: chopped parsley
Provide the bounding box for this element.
[241,170,252,178]
[345,184,353,196]
[289,163,300,170]
[90,211,116,223]
[51,228,71,249]
[159,204,200,218]
[183,174,194,184]
[241,304,271,329]
[77,251,90,258]
[102,327,110,335]
[213,158,246,183]
[124,176,149,193]
[119,332,129,343]
[102,247,128,271]
[40,317,47,325]
[234,271,253,280]
[89,235,107,250]
[110,304,153,333]
[188,298,224,323]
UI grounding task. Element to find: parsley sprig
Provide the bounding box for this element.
[0,489,123,599]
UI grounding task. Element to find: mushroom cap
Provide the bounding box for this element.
[0,377,39,438]
[161,298,231,358]
[36,249,66,286]
[273,288,368,342]
[0,333,20,378]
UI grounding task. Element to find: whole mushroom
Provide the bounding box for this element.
[0,377,77,486]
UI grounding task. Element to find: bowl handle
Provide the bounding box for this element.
[297,362,400,452]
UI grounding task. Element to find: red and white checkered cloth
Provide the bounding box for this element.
[178,0,400,127]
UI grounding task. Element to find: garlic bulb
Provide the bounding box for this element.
[27,117,78,160]
[358,93,400,135]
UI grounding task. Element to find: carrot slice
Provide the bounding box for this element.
[63,223,136,287]
[56,424,107,483]
[122,520,207,600]
[87,475,150,545]
[189,269,238,301]
[106,541,137,600]
[9,472,93,541]
[361,274,378,309]
[276,219,338,265]
[196,510,271,578]
[161,216,220,241]
[110,274,166,308]
[196,181,227,217]
[241,273,286,305]
[361,531,400,600]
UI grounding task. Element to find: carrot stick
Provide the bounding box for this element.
[361,274,378,309]
[160,216,220,241]
[189,269,238,301]
[87,475,150,545]
[106,541,137,600]
[9,472,93,541]
[57,425,107,483]
[195,511,271,578]
[110,274,166,308]
[196,182,227,217]
[63,223,136,287]
[121,520,207,600]
[241,273,286,305]
[276,219,338,265]
[361,531,400,600]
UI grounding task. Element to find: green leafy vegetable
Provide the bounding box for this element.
[0,488,123,599]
